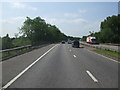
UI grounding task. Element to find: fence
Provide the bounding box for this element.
[0,45,32,53]
[0,43,50,61]
[80,41,119,53]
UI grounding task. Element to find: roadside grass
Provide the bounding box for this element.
[0,43,49,61]
[0,48,33,60]
[81,43,119,61]
[93,49,120,61]
[0,53,1,60]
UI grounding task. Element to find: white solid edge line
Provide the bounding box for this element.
[86,70,98,83]
[85,48,120,63]
[73,55,76,58]
[2,44,58,89]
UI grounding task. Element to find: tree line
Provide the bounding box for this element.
[1,16,79,50]
[81,14,120,44]
[1,15,119,50]
[0,34,31,50]
[20,17,68,45]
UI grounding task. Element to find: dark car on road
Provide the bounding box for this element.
[67,40,72,44]
[72,40,80,48]
[61,40,65,44]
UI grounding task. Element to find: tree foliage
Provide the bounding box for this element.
[0,37,2,50]
[1,16,80,50]
[12,36,31,47]
[20,17,67,45]
[2,34,14,49]
[81,15,120,44]
[100,15,120,43]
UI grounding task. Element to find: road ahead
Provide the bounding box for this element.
[2,44,118,88]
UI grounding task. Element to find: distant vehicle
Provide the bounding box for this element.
[72,40,80,48]
[61,40,65,44]
[86,36,96,44]
[67,39,72,44]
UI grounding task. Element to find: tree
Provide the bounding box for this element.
[20,16,68,45]
[0,36,2,50]
[20,17,47,45]
[81,36,87,41]
[81,15,120,44]
[100,15,120,43]
[2,34,13,49]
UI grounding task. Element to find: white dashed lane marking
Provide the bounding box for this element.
[86,70,98,83]
[73,55,76,58]
[2,44,58,89]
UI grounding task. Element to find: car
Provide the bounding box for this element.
[61,40,65,44]
[72,40,80,48]
[67,39,72,44]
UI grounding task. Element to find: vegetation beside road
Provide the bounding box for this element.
[82,43,119,61]
[1,47,32,60]
[94,49,120,61]
[81,15,120,44]
[0,16,80,50]
[0,16,80,60]
[81,14,119,61]
[0,15,119,60]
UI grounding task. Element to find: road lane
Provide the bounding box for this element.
[2,44,55,86]
[2,44,58,89]
[0,62,2,89]
[2,44,118,88]
[69,44,118,88]
[86,70,98,83]
[8,44,99,88]
[73,55,76,58]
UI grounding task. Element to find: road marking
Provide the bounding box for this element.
[73,55,76,58]
[86,70,98,83]
[69,49,71,52]
[68,47,69,48]
[85,48,120,63]
[2,44,58,89]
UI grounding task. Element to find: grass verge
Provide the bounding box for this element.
[93,49,120,61]
[0,47,33,60]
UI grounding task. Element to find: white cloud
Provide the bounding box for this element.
[81,21,101,36]
[12,16,25,21]
[0,16,26,37]
[28,7,37,11]
[64,13,79,18]
[0,16,25,24]
[70,18,88,23]
[63,10,86,18]
[44,17,88,24]
[0,0,119,2]
[12,2,25,8]
[12,2,37,11]
[78,9,87,14]
[57,20,101,37]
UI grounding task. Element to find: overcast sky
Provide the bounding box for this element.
[0,1,118,38]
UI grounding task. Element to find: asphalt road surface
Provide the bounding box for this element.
[2,43,119,88]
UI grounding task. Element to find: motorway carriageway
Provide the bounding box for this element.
[2,44,119,88]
